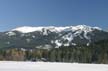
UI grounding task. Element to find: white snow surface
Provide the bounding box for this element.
[0,61,107,71]
[12,25,102,33]
[6,32,16,36]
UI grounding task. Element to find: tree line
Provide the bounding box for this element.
[0,40,108,64]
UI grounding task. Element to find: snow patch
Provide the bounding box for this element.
[6,42,10,45]
[72,43,77,46]
[32,35,35,38]
[26,39,31,43]
[55,40,62,47]
[20,34,25,37]
[21,48,26,51]
[64,43,69,46]
[6,32,16,36]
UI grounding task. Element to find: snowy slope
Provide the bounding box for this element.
[12,25,102,33]
[12,26,67,33]
[0,61,107,71]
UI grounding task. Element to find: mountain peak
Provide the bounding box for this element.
[72,25,101,30]
[12,26,44,33]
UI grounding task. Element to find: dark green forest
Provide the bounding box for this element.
[0,40,108,64]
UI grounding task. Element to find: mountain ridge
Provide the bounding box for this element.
[0,25,107,49]
[11,25,102,33]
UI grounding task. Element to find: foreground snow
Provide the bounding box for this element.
[0,61,107,71]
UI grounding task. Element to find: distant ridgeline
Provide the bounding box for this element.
[0,25,108,63]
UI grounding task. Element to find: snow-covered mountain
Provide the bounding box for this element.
[0,25,107,49]
[12,25,102,33]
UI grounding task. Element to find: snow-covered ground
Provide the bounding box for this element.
[0,61,107,71]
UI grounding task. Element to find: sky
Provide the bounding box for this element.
[0,0,108,31]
